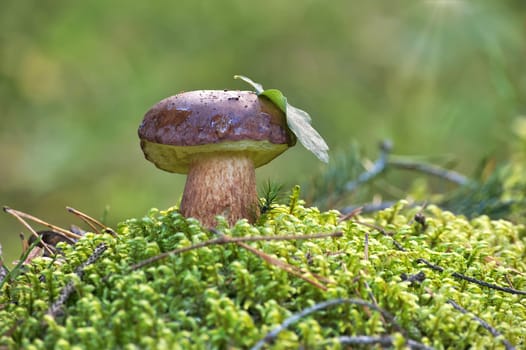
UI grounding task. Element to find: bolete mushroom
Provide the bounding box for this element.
[138,90,296,227]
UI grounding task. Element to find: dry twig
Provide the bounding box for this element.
[66,206,117,236]
[47,243,108,318]
[447,299,515,350]
[250,298,405,350]
[344,140,469,192]
[3,207,81,240]
[352,220,406,251]
[130,231,343,291]
[3,207,56,256]
[417,258,526,295]
[321,335,433,349]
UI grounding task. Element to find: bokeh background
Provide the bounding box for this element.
[1,0,525,263]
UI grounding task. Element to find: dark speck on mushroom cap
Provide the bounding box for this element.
[138,90,297,174]
[138,90,295,147]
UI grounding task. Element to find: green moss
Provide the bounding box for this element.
[1,193,525,349]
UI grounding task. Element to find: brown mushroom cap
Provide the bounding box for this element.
[138,90,296,173]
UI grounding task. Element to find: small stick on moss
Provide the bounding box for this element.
[354,274,388,332]
[129,231,342,272]
[338,206,362,222]
[233,240,328,290]
[320,335,433,350]
[67,207,99,234]
[447,299,515,350]
[128,231,343,290]
[3,206,81,240]
[353,220,406,252]
[358,241,378,326]
[210,229,332,289]
[354,220,391,335]
[66,207,117,236]
[504,274,514,289]
[3,207,56,256]
[250,298,403,350]
[417,258,526,295]
[47,243,107,318]
[364,231,369,261]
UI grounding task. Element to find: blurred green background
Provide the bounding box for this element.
[1,0,525,264]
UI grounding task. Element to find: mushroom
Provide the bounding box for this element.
[138,90,296,227]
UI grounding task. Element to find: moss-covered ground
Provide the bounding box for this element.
[1,189,525,349]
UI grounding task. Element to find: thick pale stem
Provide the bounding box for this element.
[180,153,260,227]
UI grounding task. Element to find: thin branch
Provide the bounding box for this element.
[364,231,369,261]
[447,299,515,350]
[211,229,337,290]
[357,275,386,332]
[234,240,328,291]
[66,207,117,236]
[250,298,402,350]
[129,237,226,271]
[389,158,469,186]
[338,206,362,222]
[130,231,342,270]
[67,208,99,234]
[417,258,526,295]
[354,223,386,335]
[3,207,56,256]
[353,220,406,252]
[345,141,391,192]
[129,231,342,291]
[3,206,81,240]
[341,201,398,215]
[344,140,469,193]
[47,243,107,318]
[321,335,433,350]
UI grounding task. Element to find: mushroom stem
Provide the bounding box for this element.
[180,153,260,227]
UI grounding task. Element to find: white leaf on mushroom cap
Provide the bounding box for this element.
[234,75,329,163]
[286,103,329,163]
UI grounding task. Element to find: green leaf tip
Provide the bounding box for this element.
[233,75,263,94]
[234,75,329,163]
